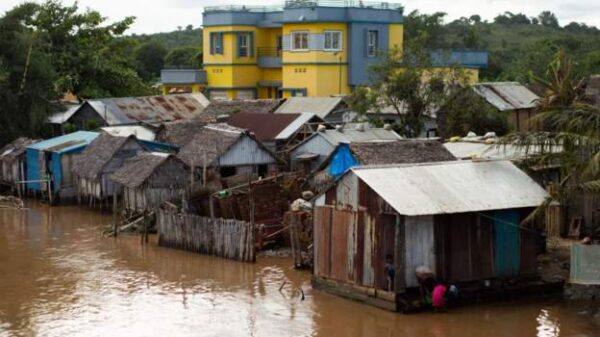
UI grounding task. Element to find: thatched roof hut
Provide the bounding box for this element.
[349,140,456,165]
[72,133,147,201]
[0,137,38,188]
[203,99,283,117]
[73,133,145,180]
[0,138,38,164]
[155,119,206,147]
[111,153,190,211]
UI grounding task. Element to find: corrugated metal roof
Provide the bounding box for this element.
[27,131,99,153]
[84,93,210,126]
[226,113,301,140]
[275,97,344,119]
[352,160,548,216]
[472,82,539,111]
[443,141,555,161]
[48,104,82,124]
[101,126,156,141]
[320,128,401,145]
[275,113,319,140]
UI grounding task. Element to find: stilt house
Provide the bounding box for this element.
[72,133,147,204]
[26,131,99,200]
[313,160,548,311]
[0,138,38,193]
[110,153,189,212]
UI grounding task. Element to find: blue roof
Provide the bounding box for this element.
[27,131,99,153]
[430,50,488,69]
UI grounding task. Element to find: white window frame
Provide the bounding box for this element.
[291,31,309,51]
[238,33,249,57]
[323,30,342,51]
[367,30,378,57]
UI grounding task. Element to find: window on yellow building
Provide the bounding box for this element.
[292,31,309,51]
[210,32,223,55]
[324,31,342,51]
[238,33,249,57]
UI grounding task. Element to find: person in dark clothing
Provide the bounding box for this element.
[384,254,395,292]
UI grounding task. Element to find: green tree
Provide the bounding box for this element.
[404,10,447,49]
[538,11,559,29]
[134,41,167,81]
[0,1,151,145]
[502,50,600,236]
[438,88,509,138]
[348,45,469,138]
[164,46,203,68]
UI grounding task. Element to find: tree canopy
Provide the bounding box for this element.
[0,0,152,145]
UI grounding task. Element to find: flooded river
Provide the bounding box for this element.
[0,201,598,337]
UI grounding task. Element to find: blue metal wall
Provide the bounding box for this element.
[493,209,521,277]
[26,149,41,191]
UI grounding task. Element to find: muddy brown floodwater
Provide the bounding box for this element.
[0,201,599,337]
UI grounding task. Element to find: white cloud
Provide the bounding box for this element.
[1,0,598,34]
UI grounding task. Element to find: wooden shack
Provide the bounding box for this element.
[0,138,38,193]
[110,153,189,212]
[313,160,548,311]
[72,133,147,204]
[177,123,280,188]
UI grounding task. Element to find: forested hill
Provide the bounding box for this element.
[403,11,600,81]
[127,10,600,82]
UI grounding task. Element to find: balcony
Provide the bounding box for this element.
[160,69,207,85]
[257,48,282,68]
[204,5,283,13]
[284,0,403,10]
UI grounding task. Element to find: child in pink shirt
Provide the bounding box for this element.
[432,283,447,311]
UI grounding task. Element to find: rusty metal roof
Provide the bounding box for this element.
[352,160,548,216]
[472,82,539,111]
[84,93,210,126]
[226,112,319,141]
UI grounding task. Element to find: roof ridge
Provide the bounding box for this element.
[351,158,509,171]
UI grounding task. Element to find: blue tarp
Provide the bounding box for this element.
[328,143,359,178]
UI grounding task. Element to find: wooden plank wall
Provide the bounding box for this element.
[157,209,255,262]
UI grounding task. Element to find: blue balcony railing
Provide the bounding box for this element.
[257,47,282,68]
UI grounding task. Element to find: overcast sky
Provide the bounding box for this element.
[1,0,599,34]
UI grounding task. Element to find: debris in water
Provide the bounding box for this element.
[0,196,24,209]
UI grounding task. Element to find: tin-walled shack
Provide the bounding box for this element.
[313,160,548,311]
[110,153,189,212]
[73,133,147,204]
[177,123,279,188]
[25,131,99,200]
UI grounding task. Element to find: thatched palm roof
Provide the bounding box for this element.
[0,137,38,163]
[111,153,175,188]
[349,140,456,165]
[155,119,206,147]
[204,99,283,116]
[177,123,246,167]
[73,133,141,180]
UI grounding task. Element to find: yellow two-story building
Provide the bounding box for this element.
[202,0,405,99]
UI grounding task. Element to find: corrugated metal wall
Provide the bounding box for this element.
[218,135,276,166]
[404,215,435,287]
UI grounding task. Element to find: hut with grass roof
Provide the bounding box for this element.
[110,153,189,212]
[73,133,147,205]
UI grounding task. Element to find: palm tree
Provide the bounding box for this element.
[502,49,600,237]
